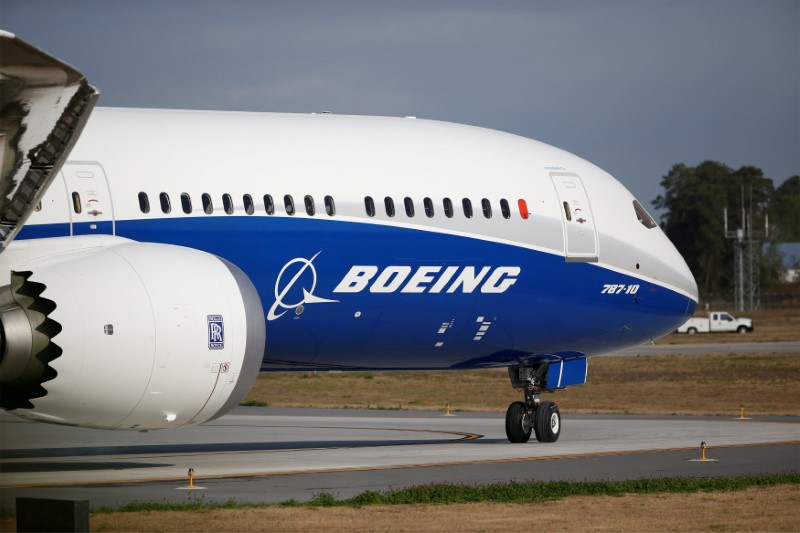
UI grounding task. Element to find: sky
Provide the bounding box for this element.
[3,0,798,213]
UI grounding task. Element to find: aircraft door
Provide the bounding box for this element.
[550,172,598,262]
[62,162,115,236]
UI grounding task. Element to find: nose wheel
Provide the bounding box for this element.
[505,400,561,443]
[505,364,562,443]
[505,401,532,443]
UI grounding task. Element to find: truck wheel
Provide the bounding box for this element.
[688,327,697,334]
[737,325,748,333]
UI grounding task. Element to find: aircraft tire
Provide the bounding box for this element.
[534,401,561,443]
[505,401,532,443]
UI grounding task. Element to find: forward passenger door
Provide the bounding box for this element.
[550,172,598,262]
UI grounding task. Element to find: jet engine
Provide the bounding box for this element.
[0,239,265,430]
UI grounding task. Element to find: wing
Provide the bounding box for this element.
[0,30,98,250]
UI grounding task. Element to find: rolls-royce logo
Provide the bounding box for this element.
[208,315,224,349]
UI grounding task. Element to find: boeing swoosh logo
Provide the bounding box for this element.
[267,251,338,321]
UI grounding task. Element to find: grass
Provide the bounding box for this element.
[3,475,795,532]
[78,473,795,512]
[299,473,800,507]
[81,485,800,532]
[244,353,800,416]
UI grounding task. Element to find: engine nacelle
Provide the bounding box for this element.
[0,238,265,430]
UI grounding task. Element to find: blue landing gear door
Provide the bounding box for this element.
[546,357,588,389]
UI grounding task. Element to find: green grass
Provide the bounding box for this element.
[238,400,268,407]
[302,473,800,507]
[83,473,800,514]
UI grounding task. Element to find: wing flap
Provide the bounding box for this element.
[0,30,98,250]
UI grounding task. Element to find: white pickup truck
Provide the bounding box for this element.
[677,312,754,334]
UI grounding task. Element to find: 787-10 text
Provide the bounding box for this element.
[600,284,640,295]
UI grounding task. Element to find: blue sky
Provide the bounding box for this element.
[3,0,798,212]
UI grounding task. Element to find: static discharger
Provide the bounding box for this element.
[735,404,752,420]
[688,441,718,462]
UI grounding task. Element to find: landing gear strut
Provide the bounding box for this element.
[505,365,561,443]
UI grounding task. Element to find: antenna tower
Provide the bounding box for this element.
[724,186,763,311]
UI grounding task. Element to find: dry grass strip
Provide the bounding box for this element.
[44,484,798,532]
[245,352,800,416]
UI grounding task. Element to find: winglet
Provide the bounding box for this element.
[0,32,99,250]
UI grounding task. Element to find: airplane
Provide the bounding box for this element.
[0,32,697,443]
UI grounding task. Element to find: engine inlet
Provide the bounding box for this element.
[0,271,62,409]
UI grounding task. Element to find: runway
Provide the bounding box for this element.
[1,407,798,510]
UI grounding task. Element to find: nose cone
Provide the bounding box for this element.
[653,228,699,324]
[671,240,699,304]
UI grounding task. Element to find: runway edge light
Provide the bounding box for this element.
[688,441,719,462]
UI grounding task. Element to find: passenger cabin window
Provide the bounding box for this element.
[500,198,511,219]
[462,198,473,218]
[284,195,295,215]
[633,200,658,229]
[181,193,192,214]
[202,193,213,214]
[243,194,254,215]
[404,197,415,217]
[481,198,492,218]
[324,195,335,216]
[384,196,395,217]
[160,192,171,214]
[264,194,275,215]
[518,199,530,220]
[222,194,233,214]
[365,196,376,217]
[423,197,434,218]
[443,197,454,218]
[138,192,150,213]
[304,195,315,216]
[72,192,82,214]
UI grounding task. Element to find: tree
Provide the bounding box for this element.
[652,161,774,296]
[768,175,800,241]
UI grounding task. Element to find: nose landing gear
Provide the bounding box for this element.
[505,365,561,443]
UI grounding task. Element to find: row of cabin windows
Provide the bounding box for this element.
[69,191,654,229]
[137,192,530,221]
[138,192,336,217]
[365,196,525,220]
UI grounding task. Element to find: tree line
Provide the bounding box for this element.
[652,161,799,296]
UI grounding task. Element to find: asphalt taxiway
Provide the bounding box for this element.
[1,406,798,510]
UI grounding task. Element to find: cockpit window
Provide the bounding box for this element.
[633,200,657,229]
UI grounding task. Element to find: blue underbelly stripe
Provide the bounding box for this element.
[16,217,695,370]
